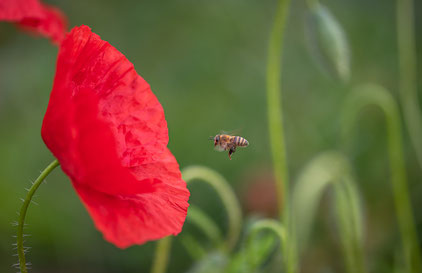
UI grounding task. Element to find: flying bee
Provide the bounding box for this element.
[210,134,249,160]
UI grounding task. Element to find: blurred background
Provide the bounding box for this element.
[0,0,421,272]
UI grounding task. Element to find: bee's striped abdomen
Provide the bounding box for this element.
[234,136,249,147]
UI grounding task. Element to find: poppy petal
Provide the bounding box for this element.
[0,0,67,44]
[74,149,189,248]
[41,25,189,247]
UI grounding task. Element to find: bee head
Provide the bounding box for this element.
[214,135,220,146]
[209,135,220,146]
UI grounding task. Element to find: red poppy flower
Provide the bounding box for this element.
[0,0,67,44]
[41,25,190,248]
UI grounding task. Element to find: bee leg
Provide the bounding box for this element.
[228,146,236,160]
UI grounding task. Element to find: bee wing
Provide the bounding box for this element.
[214,145,226,152]
[220,129,242,136]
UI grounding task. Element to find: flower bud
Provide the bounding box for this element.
[305,3,351,82]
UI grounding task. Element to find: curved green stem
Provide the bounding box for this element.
[245,219,286,271]
[292,151,364,273]
[305,0,319,10]
[182,166,242,251]
[396,0,422,170]
[248,219,286,246]
[17,159,59,273]
[267,1,293,271]
[267,0,291,221]
[187,205,223,246]
[333,176,364,273]
[151,237,172,273]
[179,234,207,261]
[341,83,422,273]
[150,166,240,273]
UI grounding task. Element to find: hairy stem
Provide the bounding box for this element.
[17,159,59,273]
[396,0,422,170]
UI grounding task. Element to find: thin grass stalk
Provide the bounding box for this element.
[341,84,422,273]
[396,0,422,169]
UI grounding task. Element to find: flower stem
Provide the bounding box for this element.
[341,84,422,273]
[292,151,365,273]
[267,0,292,271]
[182,166,242,251]
[333,176,365,273]
[267,0,291,222]
[150,166,241,273]
[267,0,296,273]
[396,0,422,170]
[17,159,59,273]
[151,237,172,273]
[186,205,223,246]
[245,219,286,270]
[248,219,286,248]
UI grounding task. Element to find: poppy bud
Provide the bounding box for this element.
[305,3,351,82]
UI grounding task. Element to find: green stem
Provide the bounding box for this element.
[396,0,422,170]
[150,166,241,273]
[246,219,286,270]
[151,237,172,273]
[187,205,223,246]
[333,177,365,273]
[267,0,291,222]
[179,234,207,261]
[248,219,286,247]
[341,84,422,273]
[305,0,319,9]
[17,159,59,273]
[292,151,365,273]
[267,0,293,271]
[182,166,242,251]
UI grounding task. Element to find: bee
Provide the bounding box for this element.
[210,134,249,160]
